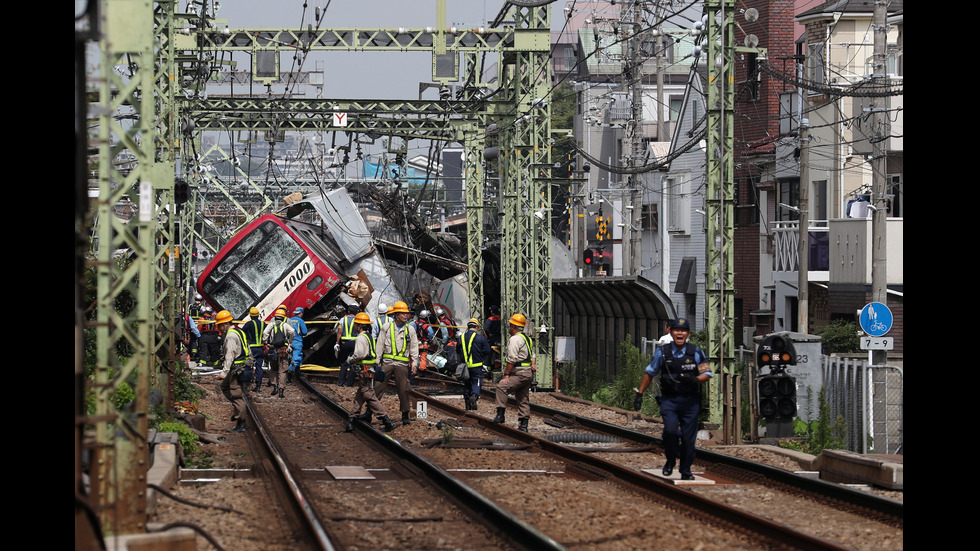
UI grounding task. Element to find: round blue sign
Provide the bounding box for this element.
[859,302,892,337]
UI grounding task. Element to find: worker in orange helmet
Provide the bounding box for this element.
[216,310,251,433]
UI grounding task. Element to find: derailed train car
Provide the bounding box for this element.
[197,188,404,366]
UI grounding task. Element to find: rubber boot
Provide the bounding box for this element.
[253,381,261,392]
[401,413,411,426]
[491,407,506,423]
[381,416,395,432]
[271,385,279,396]
[468,394,479,410]
[344,418,355,432]
[278,387,285,399]
[229,419,246,433]
[286,371,293,384]
[518,418,529,432]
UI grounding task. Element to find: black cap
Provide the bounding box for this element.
[671,317,691,330]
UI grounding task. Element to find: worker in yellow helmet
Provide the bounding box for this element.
[491,313,534,432]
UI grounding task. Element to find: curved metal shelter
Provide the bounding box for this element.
[552,276,675,377]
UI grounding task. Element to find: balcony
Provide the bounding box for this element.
[772,218,904,286]
[772,221,830,281]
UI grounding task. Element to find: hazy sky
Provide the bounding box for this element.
[215,0,571,100]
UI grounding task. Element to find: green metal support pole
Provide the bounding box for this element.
[705,0,736,426]
[92,0,159,534]
[498,3,553,387]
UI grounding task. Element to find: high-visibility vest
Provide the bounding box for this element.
[462,331,482,368]
[382,323,410,362]
[517,333,533,367]
[228,327,250,365]
[360,333,377,366]
[341,315,357,341]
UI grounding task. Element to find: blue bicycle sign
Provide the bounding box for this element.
[859,302,892,337]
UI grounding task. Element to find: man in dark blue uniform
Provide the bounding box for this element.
[241,307,266,391]
[335,304,360,386]
[634,317,711,481]
[460,318,493,410]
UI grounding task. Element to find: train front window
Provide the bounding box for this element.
[203,221,306,315]
[240,225,305,295]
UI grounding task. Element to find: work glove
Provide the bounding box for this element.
[334,343,341,353]
[633,390,643,411]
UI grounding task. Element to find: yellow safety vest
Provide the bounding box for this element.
[382,323,410,362]
[462,331,482,368]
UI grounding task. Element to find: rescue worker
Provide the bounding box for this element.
[184,312,201,364]
[372,303,391,339]
[287,307,308,382]
[188,293,203,318]
[434,306,454,347]
[485,305,502,346]
[215,310,250,433]
[335,304,360,386]
[412,309,436,376]
[241,307,266,391]
[633,317,711,480]
[460,318,493,410]
[198,306,220,367]
[343,312,396,433]
[263,306,295,399]
[485,305,502,371]
[492,313,534,432]
[374,301,420,425]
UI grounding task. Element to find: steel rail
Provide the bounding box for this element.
[522,395,904,521]
[406,387,860,551]
[296,375,566,551]
[242,392,337,551]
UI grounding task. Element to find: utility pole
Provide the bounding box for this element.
[798,121,809,333]
[624,1,645,275]
[869,0,888,366]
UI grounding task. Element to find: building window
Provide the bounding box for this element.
[777,180,799,222]
[806,43,825,89]
[669,96,682,122]
[666,174,691,234]
[641,203,659,230]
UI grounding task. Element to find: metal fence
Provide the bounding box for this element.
[823,356,903,454]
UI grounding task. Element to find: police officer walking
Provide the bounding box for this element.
[343,312,396,433]
[491,314,534,432]
[633,317,711,480]
[460,318,492,411]
[215,310,250,433]
[374,301,419,426]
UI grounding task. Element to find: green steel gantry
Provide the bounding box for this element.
[84,0,554,533]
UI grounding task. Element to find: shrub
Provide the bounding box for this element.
[820,319,860,354]
[158,419,215,469]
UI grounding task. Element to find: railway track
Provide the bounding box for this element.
[305,373,876,550]
[240,378,558,550]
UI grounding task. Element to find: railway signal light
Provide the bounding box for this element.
[757,374,797,426]
[583,248,594,265]
[175,179,190,205]
[757,334,797,367]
